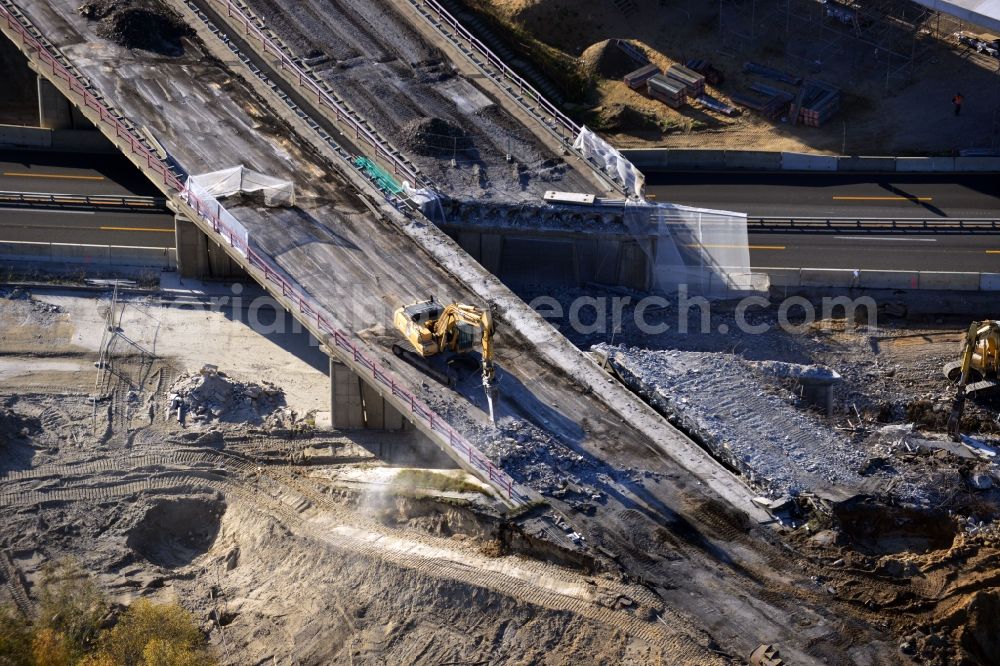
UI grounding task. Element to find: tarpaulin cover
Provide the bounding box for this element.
[187,165,295,207]
[573,127,645,200]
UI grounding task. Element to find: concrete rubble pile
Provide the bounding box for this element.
[165,365,285,426]
[597,344,870,499]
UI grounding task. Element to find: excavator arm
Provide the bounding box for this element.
[432,304,498,420]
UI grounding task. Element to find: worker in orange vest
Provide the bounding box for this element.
[953,92,964,116]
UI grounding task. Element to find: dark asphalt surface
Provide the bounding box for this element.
[645,171,1000,219]
[0,151,172,247]
[646,170,1000,271]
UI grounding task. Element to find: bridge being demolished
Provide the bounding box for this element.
[0,0,905,661]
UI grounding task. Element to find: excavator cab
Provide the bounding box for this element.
[392,299,498,421]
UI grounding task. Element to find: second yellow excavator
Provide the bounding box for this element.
[392,299,498,421]
[945,320,1000,441]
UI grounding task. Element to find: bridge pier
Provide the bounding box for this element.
[329,358,407,431]
[174,214,247,280]
[36,76,73,130]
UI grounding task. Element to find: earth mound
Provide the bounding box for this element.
[79,0,193,55]
[400,117,473,159]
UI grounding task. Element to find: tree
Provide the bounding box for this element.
[91,599,215,666]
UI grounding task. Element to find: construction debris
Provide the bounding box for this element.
[166,365,285,426]
[78,0,192,55]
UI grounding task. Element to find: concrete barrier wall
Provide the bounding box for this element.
[623,149,1000,173]
[0,124,51,148]
[0,124,115,152]
[757,267,1000,291]
[0,241,174,268]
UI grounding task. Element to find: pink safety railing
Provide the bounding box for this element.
[205,0,425,190]
[0,2,515,500]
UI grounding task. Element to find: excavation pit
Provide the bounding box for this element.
[127,497,225,568]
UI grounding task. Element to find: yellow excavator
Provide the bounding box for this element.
[945,320,1000,441]
[392,299,498,421]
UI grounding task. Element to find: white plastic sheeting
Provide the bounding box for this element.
[623,201,765,297]
[187,165,295,207]
[182,174,250,257]
[573,127,645,200]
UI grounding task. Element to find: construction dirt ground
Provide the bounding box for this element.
[0,281,998,664]
[458,0,1000,154]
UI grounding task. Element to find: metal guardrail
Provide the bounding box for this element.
[201,0,427,191]
[0,1,518,503]
[0,190,167,211]
[748,216,1000,234]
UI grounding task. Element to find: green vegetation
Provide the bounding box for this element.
[0,561,215,666]
[393,469,489,495]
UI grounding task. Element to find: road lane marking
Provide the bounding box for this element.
[987,250,1000,254]
[3,171,105,181]
[832,195,932,201]
[3,209,94,215]
[834,236,937,242]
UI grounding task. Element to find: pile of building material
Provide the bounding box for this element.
[793,80,841,127]
[647,74,687,108]
[623,63,660,90]
[685,59,724,86]
[732,82,793,119]
[613,38,649,66]
[696,93,739,117]
[664,64,705,99]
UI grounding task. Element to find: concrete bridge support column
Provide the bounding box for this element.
[36,76,72,129]
[329,358,407,431]
[174,214,210,279]
[175,214,247,279]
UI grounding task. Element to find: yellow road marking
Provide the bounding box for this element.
[687,243,785,250]
[99,226,173,233]
[3,171,105,181]
[832,195,932,201]
[987,250,1000,254]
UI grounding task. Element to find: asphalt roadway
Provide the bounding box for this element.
[0,151,173,247]
[645,171,1000,271]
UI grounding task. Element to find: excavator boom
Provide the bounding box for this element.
[946,320,1000,441]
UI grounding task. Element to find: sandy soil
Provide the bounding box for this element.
[466,0,1000,154]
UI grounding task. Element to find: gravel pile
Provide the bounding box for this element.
[79,0,192,55]
[400,117,474,159]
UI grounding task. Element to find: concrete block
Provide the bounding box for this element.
[51,243,110,265]
[781,152,837,171]
[109,246,171,268]
[917,271,982,291]
[620,149,667,168]
[954,157,1000,172]
[799,268,856,287]
[595,240,621,285]
[667,150,727,170]
[480,233,503,275]
[360,380,385,429]
[723,150,781,170]
[980,273,1000,291]
[895,157,955,172]
[838,156,896,171]
[330,359,364,430]
[858,270,919,290]
[456,231,481,259]
[758,267,801,287]
[0,124,51,147]
[0,241,51,262]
